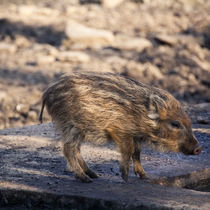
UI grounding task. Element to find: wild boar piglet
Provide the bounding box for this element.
[39,72,201,183]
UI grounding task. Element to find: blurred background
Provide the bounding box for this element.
[0,0,209,129]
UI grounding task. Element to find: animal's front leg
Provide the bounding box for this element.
[107,129,134,182]
[132,139,147,179]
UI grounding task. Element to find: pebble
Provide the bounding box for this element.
[115,34,152,52]
[0,43,17,54]
[65,20,115,49]
[57,51,90,63]
[16,104,30,115]
[102,0,125,8]
[197,116,209,125]
[154,34,179,46]
[37,55,55,64]
[28,111,38,121]
[0,91,7,102]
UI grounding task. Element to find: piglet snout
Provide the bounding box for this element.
[193,145,202,155]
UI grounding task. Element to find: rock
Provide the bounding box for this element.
[28,111,38,121]
[16,104,30,115]
[105,56,127,73]
[18,5,36,16]
[0,43,17,53]
[65,20,115,49]
[18,5,59,16]
[57,51,90,63]
[106,55,127,65]
[178,35,204,46]
[30,44,58,57]
[115,34,152,51]
[154,34,179,46]
[143,63,164,80]
[191,56,209,71]
[37,55,55,64]
[193,103,210,110]
[155,34,204,48]
[46,45,59,56]
[15,36,31,48]
[124,61,163,83]
[197,116,209,124]
[102,0,125,8]
[0,91,7,102]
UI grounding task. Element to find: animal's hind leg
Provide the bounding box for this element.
[75,147,98,179]
[63,142,92,183]
[62,126,93,183]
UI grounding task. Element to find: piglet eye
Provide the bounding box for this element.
[170,121,181,129]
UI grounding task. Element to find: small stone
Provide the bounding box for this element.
[65,20,115,49]
[37,55,55,64]
[0,91,7,102]
[16,104,30,115]
[0,43,17,53]
[197,116,209,125]
[124,61,163,82]
[154,34,179,46]
[143,63,164,80]
[18,5,59,16]
[102,0,125,8]
[28,111,37,121]
[115,34,152,51]
[47,46,59,56]
[18,5,36,15]
[15,36,31,48]
[57,51,90,63]
[194,103,210,110]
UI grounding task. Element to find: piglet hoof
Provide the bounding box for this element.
[86,169,98,179]
[75,174,92,183]
[122,175,128,183]
[121,171,129,182]
[140,173,149,179]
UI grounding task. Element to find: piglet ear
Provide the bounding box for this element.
[148,94,167,120]
[147,110,159,120]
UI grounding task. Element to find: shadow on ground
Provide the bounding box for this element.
[0,123,210,209]
[0,18,66,46]
[0,68,55,87]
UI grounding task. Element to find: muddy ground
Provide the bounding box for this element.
[0,0,210,129]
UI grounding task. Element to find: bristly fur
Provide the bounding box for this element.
[39,71,200,182]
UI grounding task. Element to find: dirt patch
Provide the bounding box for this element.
[0,122,210,209]
[0,0,210,129]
